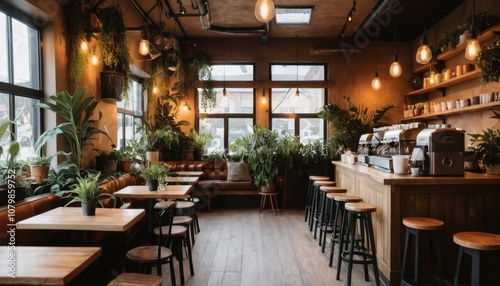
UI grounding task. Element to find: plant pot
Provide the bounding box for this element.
[193,149,204,161]
[146,151,159,166]
[260,183,275,193]
[30,164,50,184]
[81,201,97,216]
[484,164,500,175]
[95,155,117,173]
[100,71,123,102]
[148,179,159,192]
[118,159,131,173]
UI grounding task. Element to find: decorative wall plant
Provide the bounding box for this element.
[474,39,500,84]
[185,53,216,111]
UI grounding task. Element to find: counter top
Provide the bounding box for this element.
[332,161,500,185]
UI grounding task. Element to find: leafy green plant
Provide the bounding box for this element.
[141,163,170,181]
[469,109,500,165]
[27,154,55,166]
[57,171,111,206]
[0,121,21,186]
[474,39,500,84]
[140,123,178,152]
[34,87,111,169]
[317,97,394,159]
[205,149,227,164]
[185,53,216,111]
[190,129,213,150]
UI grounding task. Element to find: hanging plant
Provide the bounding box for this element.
[474,39,500,84]
[185,53,216,111]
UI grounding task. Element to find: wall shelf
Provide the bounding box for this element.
[402,101,500,122]
[406,69,482,97]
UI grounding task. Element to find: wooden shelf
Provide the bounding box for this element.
[406,69,482,96]
[402,101,500,122]
[413,62,438,74]
[437,24,500,61]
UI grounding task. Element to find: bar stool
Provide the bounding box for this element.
[400,217,444,286]
[310,180,336,232]
[330,195,363,268]
[338,202,380,286]
[259,192,279,215]
[305,176,330,223]
[316,186,347,250]
[453,231,500,286]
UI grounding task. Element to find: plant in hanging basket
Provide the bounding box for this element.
[474,39,500,84]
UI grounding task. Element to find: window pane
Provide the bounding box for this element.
[118,80,142,111]
[124,114,134,144]
[271,65,324,81]
[211,65,254,81]
[271,88,324,114]
[272,118,294,137]
[12,18,40,89]
[117,113,124,149]
[14,96,38,158]
[228,118,253,146]
[300,118,324,143]
[0,12,8,83]
[199,118,224,153]
[0,93,10,155]
[200,88,254,114]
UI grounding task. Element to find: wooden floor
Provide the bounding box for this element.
[159,208,381,286]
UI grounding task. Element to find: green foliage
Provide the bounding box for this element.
[141,163,170,181]
[140,122,177,152]
[474,39,500,84]
[57,171,110,206]
[0,121,22,186]
[64,0,90,83]
[205,149,227,164]
[468,109,500,165]
[190,129,213,150]
[27,154,55,166]
[317,97,394,159]
[34,87,111,168]
[185,53,216,111]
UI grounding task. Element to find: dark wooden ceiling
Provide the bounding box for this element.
[120,0,466,41]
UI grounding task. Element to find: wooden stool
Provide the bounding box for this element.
[317,186,347,251]
[305,175,330,223]
[310,180,336,231]
[401,217,444,286]
[330,195,362,268]
[453,231,500,286]
[339,203,380,286]
[107,273,162,286]
[259,192,279,215]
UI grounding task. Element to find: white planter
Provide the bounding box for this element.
[484,164,500,175]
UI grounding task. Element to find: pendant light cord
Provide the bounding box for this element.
[393,15,396,54]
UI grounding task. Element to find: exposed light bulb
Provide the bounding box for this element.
[152,84,158,94]
[416,35,432,64]
[371,72,381,90]
[222,88,227,97]
[295,88,300,97]
[91,54,98,66]
[182,101,191,111]
[261,89,266,104]
[389,54,402,78]
[139,39,150,56]
[465,38,481,61]
[80,40,88,52]
[254,0,275,22]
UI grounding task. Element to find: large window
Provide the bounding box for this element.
[116,78,144,150]
[270,64,326,143]
[0,5,42,159]
[197,64,254,153]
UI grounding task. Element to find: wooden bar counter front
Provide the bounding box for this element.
[332,161,500,285]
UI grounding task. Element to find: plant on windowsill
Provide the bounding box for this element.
[190,129,213,161]
[93,147,119,174]
[141,162,170,192]
[140,122,178,165]
[27,154,55,185]
[468,109,500,175]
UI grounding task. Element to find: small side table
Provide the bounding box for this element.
[259,192,279,215]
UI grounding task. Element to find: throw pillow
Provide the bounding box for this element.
[227,161,252,182]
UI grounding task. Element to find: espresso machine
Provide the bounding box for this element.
[415,127,465,176]
[357,133,376,166]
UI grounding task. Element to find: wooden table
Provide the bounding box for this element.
[114,185,193,242]
[174,171,203,177]
[17,207,145,245]
[0,246,101,285]
[165,176,199,185]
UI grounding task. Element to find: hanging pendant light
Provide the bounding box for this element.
[254,0,275,22]
[80,40,88,52]
[261,89,267,104]
[465,0,481,60]
[372,41,381,90]
[222,61,227,97]
[390,17,402,78]
[416,35,432,64]
[295,35,300,98]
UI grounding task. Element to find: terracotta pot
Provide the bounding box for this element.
[30,164,50,184]
[485,164,500,175]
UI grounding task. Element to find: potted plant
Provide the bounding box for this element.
[474,39,500,84]
[57,172,111,216]
[190,129,213,160]
[141,163,170,191]
[317,97,394,159]
[98,3,131,101]
[469,109,500,175]
[27,155,54,184]
[140,123,177,165]
[94,148,119,174]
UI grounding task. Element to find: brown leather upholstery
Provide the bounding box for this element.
[166,161,228,181]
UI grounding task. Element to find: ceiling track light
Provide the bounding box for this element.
[338,0,356,39]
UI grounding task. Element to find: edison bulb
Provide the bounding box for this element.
[139,39,150,56]
[416,44,432,64]
[261,96,266,104]
[91,54,98,66]
[254,0,275,22]
[465,39,481,60]
[389,55,402,78]
[80,40,88,52]
[371,72,381,90]
[152,85,158,94]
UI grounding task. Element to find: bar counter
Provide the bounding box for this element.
[332,161,500,285]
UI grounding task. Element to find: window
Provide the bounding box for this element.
[197,64,254,153]
[0,5,42,159]
[116,78,144,150]
[270,64,326,144]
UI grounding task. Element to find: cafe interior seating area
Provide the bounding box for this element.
[1,0,500,285]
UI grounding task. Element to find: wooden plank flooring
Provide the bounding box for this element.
[160,209,381,286]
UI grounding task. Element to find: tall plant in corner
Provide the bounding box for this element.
[35,87,111,169]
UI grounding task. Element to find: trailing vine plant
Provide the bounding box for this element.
[185,53,216,111]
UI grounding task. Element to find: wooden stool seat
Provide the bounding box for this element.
[403,217,444,230]
[108,273,162,286]
[313,180,336,187]
[154,225,187,237]
[454,232,500,250]
[259,192,279,215]
[309,175,330,181]
[319,186,347,193]
[345,202,376,212]
[126,245,173,264]
[173,216,193,225]
[153,200,176,210]
[332,195,362,202]
[175,201,195,209]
